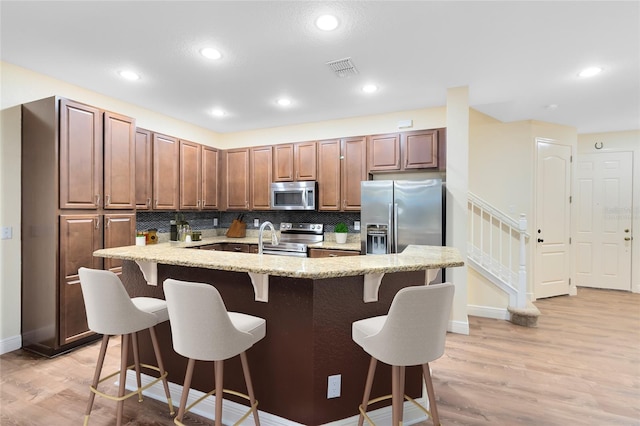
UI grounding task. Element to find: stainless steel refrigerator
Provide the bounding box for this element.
[360,179,444,256]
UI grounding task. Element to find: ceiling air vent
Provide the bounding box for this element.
[326,57,358,78]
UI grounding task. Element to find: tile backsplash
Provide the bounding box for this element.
[136,211,361,233]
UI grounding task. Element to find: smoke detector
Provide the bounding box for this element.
[326,57,358,78]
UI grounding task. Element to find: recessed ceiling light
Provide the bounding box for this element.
[119,70,140,81]
[545,104,559,110]
[362,84,378,93]
[578,67,603,78]
[201,48,222,60]
[277,98,292,107]
[211,109,226,117]
[316,14,339,31]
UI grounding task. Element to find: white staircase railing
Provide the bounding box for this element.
[467,192,530,309]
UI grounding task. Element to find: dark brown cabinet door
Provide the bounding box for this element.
[341,136,366,211]
[59,214,102,346]
[250,146,272,210]
[104,112,135,209]
[402,129,438,169]
[317,139,341,211]
[104,213,135,275]
[202,146,219,210]
[368,133,401,172]
[294,141,317,181]
[152,133,179,210]
[179,140,202,210]
[273,143,294,182]
[225,148,251,210]
[59,99,102,210]
[135,128,153,210]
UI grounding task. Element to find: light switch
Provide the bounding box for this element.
[254,219,260,228]
[354,221,360,231]
[1,226,13,240]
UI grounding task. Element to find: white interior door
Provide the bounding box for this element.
[535,140,572,299]
[576,152,633,290]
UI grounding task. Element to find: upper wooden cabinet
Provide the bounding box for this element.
[201,146,219,210]
[368,129,440,173]
[250,146,272,210]
[59,99,102,209]
[135,128,153,210]
[152,133,180,210]
[103,112,136,209]
[317,137,366,211]
[273,141,317,182]
[179,139,202,210]
[224,148,251,210]
[402,129,438,169]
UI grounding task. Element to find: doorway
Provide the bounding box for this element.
[535,139,572,299]
[575,151,633,291]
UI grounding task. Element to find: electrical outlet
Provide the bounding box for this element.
[254,218,260,228]
[213,218,218,227]
[327,374,341,399]
[354,221,360,231]
[1,226,12,240]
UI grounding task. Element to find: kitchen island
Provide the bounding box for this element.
[94,241,463,425]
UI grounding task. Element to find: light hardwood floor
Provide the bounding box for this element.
[1,287,638,425]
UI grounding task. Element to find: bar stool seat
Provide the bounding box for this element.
[352,282,455,426]
[163,278,265,426]
[78,267,174,426]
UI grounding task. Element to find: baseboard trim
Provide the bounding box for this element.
[0,334,22,355]
[125,371,429,425]
[467,304,510,320]
[449,319,470,335]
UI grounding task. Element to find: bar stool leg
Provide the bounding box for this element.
[391,365,402,426]
[176,358,195,423]
[116,334,130,426]
[240,351,260,426]
[84,334,110,426]
[358,357,377,426]
[214,360,224,426]
[131,332,143,402]
[422,363,440,426]
[399,366,406,422]
[149,326,174,414]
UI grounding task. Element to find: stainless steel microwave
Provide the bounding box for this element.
[270,181,317,210]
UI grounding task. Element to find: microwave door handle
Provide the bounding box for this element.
[302,189,308,209]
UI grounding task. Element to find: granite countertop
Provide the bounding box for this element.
[95,235,463,279]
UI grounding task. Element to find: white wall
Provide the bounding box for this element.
[577,130,640,293]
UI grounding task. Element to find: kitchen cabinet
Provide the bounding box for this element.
[224,148,251,210]
[103,213,136,275]
[135,128,153,210]
[223,243,259,253]
[368,129,440,173]
[318,136,366,211]
[202,146,219,210]
[250,146,272,210]
[152,133,180,210]
[273,141,317,181]
[179,139,202,210]
[21,96,137,356]
[308,248,361,258]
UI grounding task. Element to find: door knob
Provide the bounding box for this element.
[537,238,544,243]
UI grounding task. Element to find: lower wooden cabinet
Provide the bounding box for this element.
[308,248,361,258]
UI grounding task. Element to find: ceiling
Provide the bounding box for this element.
[1,1,638,134]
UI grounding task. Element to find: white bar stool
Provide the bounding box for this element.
[163,278,266,426]
[352,282,455,426]
[78,267,175,426]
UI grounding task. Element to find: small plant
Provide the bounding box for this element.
[334,222,348,233]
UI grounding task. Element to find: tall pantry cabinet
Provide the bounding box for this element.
[21,97,136,356]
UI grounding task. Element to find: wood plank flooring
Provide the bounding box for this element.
[1,287,638,425]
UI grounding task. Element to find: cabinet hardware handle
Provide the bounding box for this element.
[95,194,100,206]
[146,198,151,207]
[105,195,110,206]
[329,254,338,257]
[625,237,632,241]
[537,238,544,243]
[197,200,201,208]
[95,218,100,229]
[106,218,111,228]
[155,200,158,208]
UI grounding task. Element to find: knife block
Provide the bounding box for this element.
[226,219,247,238]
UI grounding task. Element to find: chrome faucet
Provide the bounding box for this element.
[258,221,279,254]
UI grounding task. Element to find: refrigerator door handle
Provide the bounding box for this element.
[388,202,393,254]
[393,203,399,253]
